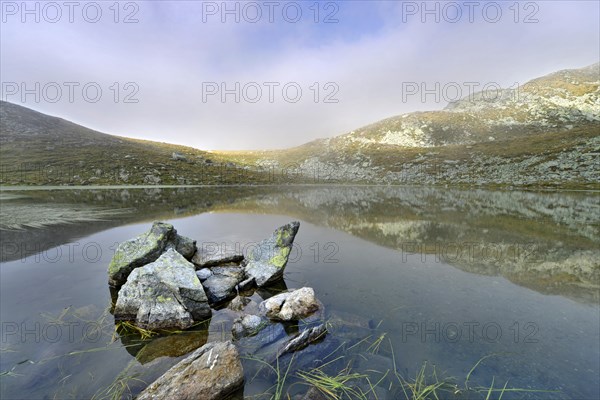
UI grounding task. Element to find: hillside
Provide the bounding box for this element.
[1,63,599,188]
[0,101,290,186]
[216,63,600,188]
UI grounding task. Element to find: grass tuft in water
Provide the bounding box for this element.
[91,363,146,400]
[297,365,369,400]
[114,321,158,341]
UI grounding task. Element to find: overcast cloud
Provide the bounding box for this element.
[1,0,599,150]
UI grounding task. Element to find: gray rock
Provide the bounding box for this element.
[113,249,211,330]
[172,234,196,260]
[232,314,270,339]
[234,322,287,356]
[277,324,327,357]
[137,341,244,400]
[108,222,176,287]
[202,266,245,304]
[244,221,300,287]
[259,287,320,321]
[196,268,213,281]
[171,152,187,161]
[227,295,252,312]
[192,247,244,268]
[143,174,161,185]
[237,277,256,292]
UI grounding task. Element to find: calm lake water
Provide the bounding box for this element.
[1,186,599,399]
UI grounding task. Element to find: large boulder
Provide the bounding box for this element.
[137,341,244,400]
[113,249,211,330]
[108,222,196,287]
[201,266,245,304]
[259,287,320,321]
[244,221,300,287]
[108,222,175,287]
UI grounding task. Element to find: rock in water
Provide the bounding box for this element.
[231,314,269,339]
[237,277,256,292]
[277,324,327,357]
[108,222,175,287]
[244,221,300,287]
[137,341,244,400]
[202,266,245,304]
[108,221,197,287]
[113,249,211,329]
[192,247,244,268]
[259,287,320,321]
[172,234,197,260]
[196,268,213,281]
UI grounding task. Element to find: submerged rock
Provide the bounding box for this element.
[108,222,175,287]
[301,386,330,400]
[202,266,245,304]
[232,314,269,339]
[192,247,244,268]
[137,341,244,400]
[227,295,252,312]
[259,287,320,321]
[113,249,211,330]
[135,328,209,364]
[244,221,300,287]
[277,324,327,357]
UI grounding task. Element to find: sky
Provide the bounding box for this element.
[1,0,599,150]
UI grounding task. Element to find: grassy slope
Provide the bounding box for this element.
[0,101,297,185]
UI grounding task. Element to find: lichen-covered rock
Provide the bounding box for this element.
[113,249,211,329]
[244,221,300,287]
[137,341,244,400]
[259,287,320,321]
[202,266,245,304]
[232,314,269,339]
[192,247,244,268]
[108,221,175,287]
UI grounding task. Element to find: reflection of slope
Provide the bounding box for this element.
[0,187,272,262]
[1,185,598,303]
[0,203,131,230]
[210,186,600,304]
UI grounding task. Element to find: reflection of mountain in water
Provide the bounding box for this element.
[1,186,598,303]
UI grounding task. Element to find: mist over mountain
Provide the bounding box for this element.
[1,63,598,188]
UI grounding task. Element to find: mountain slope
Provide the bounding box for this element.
[217,63,600,188]
[0,101,284,185]
[341,62,600,147]
[1,63,598,188]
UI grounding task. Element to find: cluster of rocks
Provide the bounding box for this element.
[108,220,328,399]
